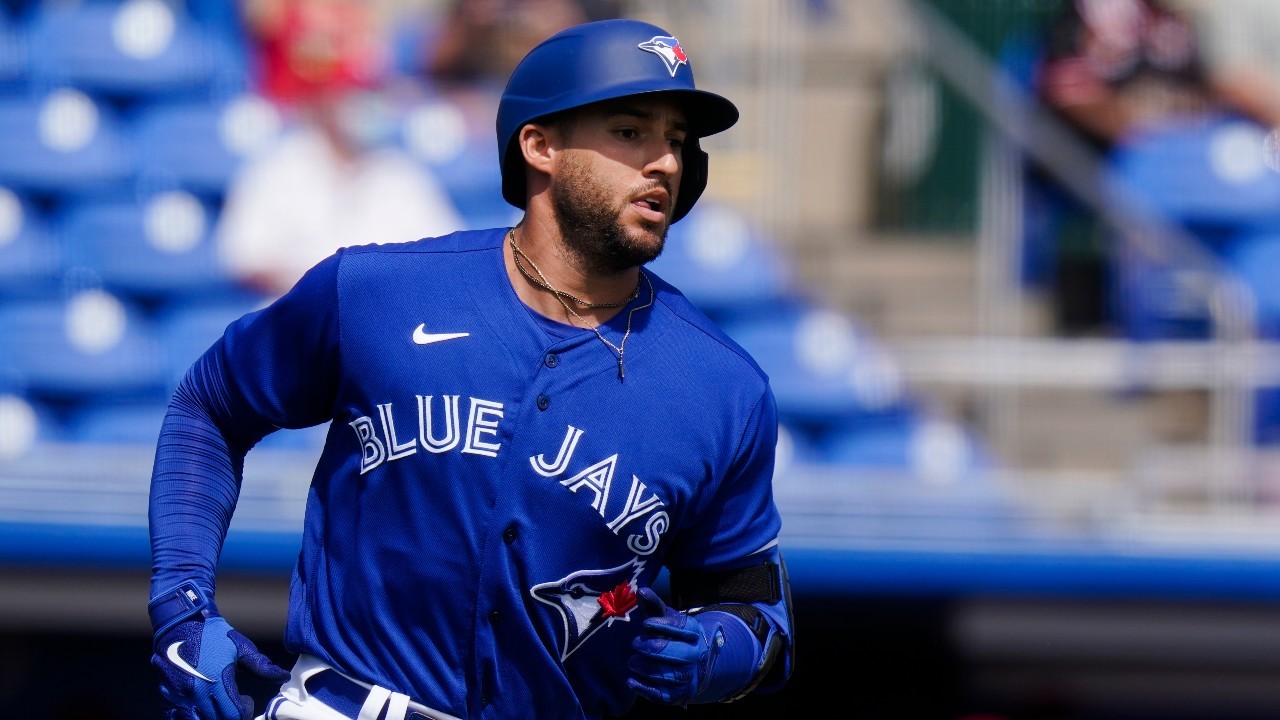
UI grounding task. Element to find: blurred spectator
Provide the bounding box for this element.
[417,0,624,91]
[1038,0,1216,148]
[241,0,386,111]
[1029,0,1222,335]
[215,0,464,297]
[1178,0,1280,131]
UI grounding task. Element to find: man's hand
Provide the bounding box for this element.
[152,613,290,720]
[627,587,719,705]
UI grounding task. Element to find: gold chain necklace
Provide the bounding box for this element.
[509,230,639,309]
[508,229,654,379]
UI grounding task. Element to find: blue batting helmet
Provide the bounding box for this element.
[496,18,739,222]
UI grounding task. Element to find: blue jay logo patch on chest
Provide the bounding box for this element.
[531,558,645,660]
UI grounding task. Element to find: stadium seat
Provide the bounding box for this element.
[718,302,914,428]
[0,185,60,298]
[0,391,65,461]
[26,0,247,101]
[0,10,27,92]
[1098,116,1280,342]
[154,297,332,452]
[1108,239,1219,342]
[811,413,920,470]
[0,289,167,400]
[63,396,167,445]
[647,201,796,324]
[773,421,824,479]
[814,412,992,484]
[57,190,243,303]
[1104,115,1280,244]
[0,86,136,196]
[1227,231,1280,335]
[134,92,283,197]
[65,393,328,451]
[255,422,330,452]
[1221,230,1280,445]
[399,94,516,230]
[155,294,265,391]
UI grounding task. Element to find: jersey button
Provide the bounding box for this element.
[536,394,550,411]
[544,353,560,368]
[503,526,518,543]
[489,610,502,624]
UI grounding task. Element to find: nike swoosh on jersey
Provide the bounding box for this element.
[166,641,213,682]
[412,324,470,345]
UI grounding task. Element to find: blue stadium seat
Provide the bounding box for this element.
[0,391,66,460]
[0,185,60,298]
[811,413,920,470]
[1228,231,1280,336]
[0,289,167,400]
[0,10,28,92]
[66,396,328,450]
[773,421,826,478]
[155,294,264,391]
[57,190,243,302]
[814,412,992,484]
[1105,116,1280,244]
[647,201,796,324]
[134,92,283,197]
[1222,230,1280,445]
[399,94,516,230]
[0,87,136,196]
[256,422,330,452]
[63,396,167,445]
[719,302,914,428]
[157,298,329,452]
[1099,116,1280,341]
[1108,240,1218,341]
[26,0,247,101]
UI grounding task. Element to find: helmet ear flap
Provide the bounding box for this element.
[673,139,708,223]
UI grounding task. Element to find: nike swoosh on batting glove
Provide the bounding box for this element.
[150,583,290,720]
[626,587,720,706]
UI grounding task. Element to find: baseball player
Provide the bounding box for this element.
[147,18,794,720]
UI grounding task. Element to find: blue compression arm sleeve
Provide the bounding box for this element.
[149,254,343,597]
[148,350,274,596]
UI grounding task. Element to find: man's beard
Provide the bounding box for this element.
[551,152,669,275]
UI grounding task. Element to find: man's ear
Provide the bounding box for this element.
[519,123,557,176]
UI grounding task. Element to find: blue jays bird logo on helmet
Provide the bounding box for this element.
[638,35,688,77]
[531,558,646,660]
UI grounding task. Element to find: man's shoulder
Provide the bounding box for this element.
[647,270,769,384]
[342,228,508,258]
[329,229,507,293]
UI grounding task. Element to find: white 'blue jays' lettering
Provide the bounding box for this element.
[349,411,669,553]
[350,395,504,474]
[531,425,584,476]
[532,426,669,555]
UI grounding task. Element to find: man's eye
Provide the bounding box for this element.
[616,128,639,140]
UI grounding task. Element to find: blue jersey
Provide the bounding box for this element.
[149,228,788,719]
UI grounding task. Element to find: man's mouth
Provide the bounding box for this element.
[632,191,668,220]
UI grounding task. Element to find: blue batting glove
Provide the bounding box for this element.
[149,583,290,720]
[627,587,719,705]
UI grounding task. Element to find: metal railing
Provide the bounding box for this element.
[905,0,1267,510]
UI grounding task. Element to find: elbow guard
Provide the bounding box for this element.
[671,554,794,700]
